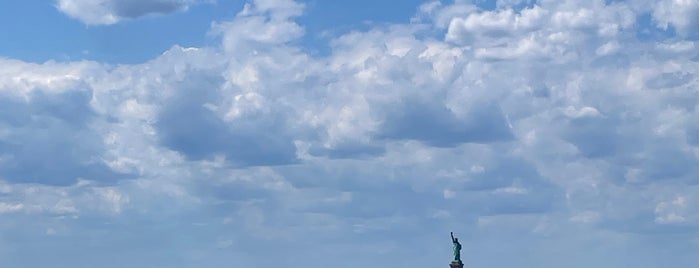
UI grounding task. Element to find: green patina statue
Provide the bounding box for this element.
[450,232,462,262]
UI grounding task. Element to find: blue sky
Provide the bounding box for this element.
[1,0,432,63]
[1,0,699,267]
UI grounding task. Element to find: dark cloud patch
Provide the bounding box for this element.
[637,144,697,181]
[379,99,513,147]
[591,54,631,69]
[112,0,186,18]
[563,116,622,158]
[155,75,298,167]
[686,125,699,146]
[531,85,551,98]
[56,0,206,25]
[646,72,693,89]
[308,142,385,159]
[0,90,125,185]
[279,162,395,191]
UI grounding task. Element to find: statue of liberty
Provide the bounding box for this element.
[450,232,461,262]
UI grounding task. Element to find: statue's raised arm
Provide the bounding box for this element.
[450,232,455,242]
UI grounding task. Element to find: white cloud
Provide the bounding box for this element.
[12,0,698,225]
[94,187,129,214]
[564,106,602,118]
[55,0,206,25]
[0,58,97,96]
[570,210,601,223]
[653,0,699,37]
[0,203,24,213]
[4,0,699,266]
[654,195,696,225]
[446,5,548,41]
[212,0,304,50]
[656,41,696,54]
[596,41,621,56]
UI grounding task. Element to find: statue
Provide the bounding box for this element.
[450,232,462,262]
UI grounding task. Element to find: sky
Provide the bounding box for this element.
[1,0,699,267]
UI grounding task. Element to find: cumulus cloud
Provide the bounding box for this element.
[652,0,699,37]
[55,0,206,25]
[154,72,298,166]
[0,60,129,185]
[0,90,127,185]
[3,0,699,267]
[379,100,514,146]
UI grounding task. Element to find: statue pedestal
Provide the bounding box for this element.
[449,261,463,268]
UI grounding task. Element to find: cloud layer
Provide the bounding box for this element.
[4,0,699,267]
[56,0,205,25]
